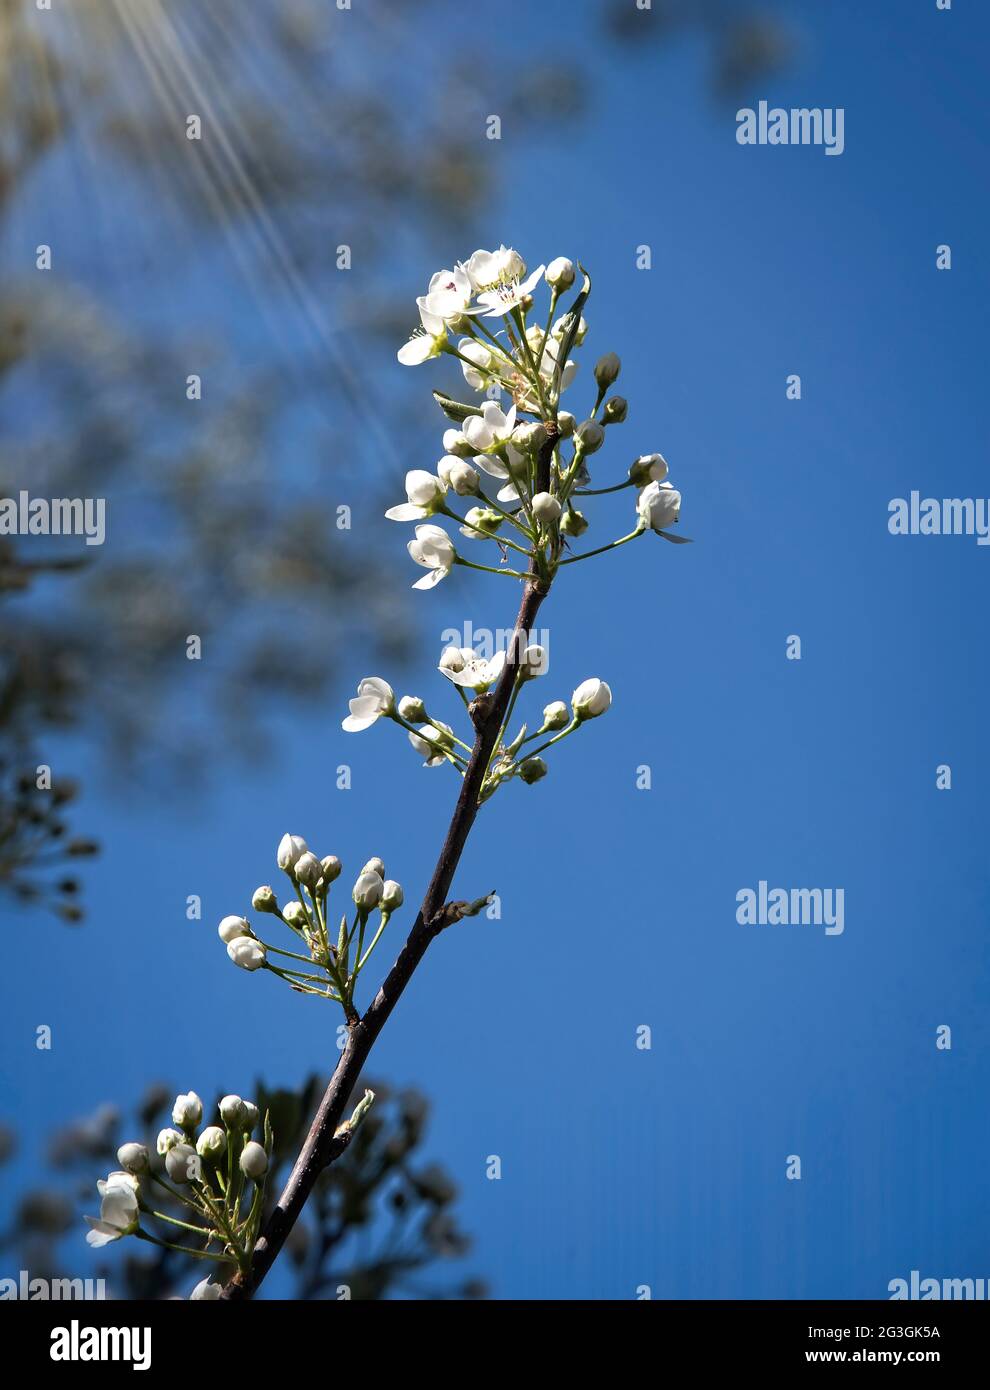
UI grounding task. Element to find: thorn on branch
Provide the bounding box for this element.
[430,892,495,933]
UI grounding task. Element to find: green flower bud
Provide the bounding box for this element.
[603,395,627,425]
[518,756,548,785]
[594,353,621,389]
[251,886,278,914]
[560,508,588,537]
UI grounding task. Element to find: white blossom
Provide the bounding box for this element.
[196,1126,227,1160]
[172,1092,203,1130]
[420,265,473,322]
[637,479,681,533]
[342,677,395,731]
[352,870,385,910]
[382,880,404,911]
[219,1095,246,1128]
[116,1142,149,1175]
[437,455,480,497]
[397,302,446,366]
[227,937,266,971]
[531,492,561,525]
[407,524,456,589]
[385,469,446,522]
[439,647,506,692]
[276,833,308,872]
[462,400,517,453]
[408,722,453,767]
[157,1128,184,1155]
[545,257,576,291]
[165,1142,199,1184]
[463,245,545,317]
[85,1173,139,1248]
[239,1141,268,1181]
[218,914,252,944]
[190,1278,222,1300]
[572,678,612,720]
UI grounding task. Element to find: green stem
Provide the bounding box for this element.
[556,527,644,566]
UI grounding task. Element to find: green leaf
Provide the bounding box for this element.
[432,389,482,423]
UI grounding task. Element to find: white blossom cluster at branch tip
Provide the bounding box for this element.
[217,832,402,1015]
[393,247,688,588]
[85,1090,273,1292]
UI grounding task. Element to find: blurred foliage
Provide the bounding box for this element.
[602,0,793,95]
[0,1076,484,1300]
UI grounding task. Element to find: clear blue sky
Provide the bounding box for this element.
[3,0,989,1299]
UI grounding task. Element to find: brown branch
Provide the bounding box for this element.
[221,435,556,1299]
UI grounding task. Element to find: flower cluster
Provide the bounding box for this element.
[85,1089,273,1297]
[393,245,689,592]
[342,665,612,800]
[219,833,403,1018]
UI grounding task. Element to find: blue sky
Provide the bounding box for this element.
[3,0,989,1299]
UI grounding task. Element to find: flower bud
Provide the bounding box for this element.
[461,506,502,537]
[525,324,545,354]
[542,700,570,731]
[227,937,267,971]
[157,1128,184,1155]
[560,508,588,537]
[294,851,322,891]
[442,428,474,459]
[277,833,308,873]
[251,886,278,914]
[361,857,386,879]
[521,644,549,679]
[575,420,605,455]
[398,695,426,721]
[572,677,612,721]
[352,870,384,911]
[283,901,308,930]
[117,1142,149,1175]
[531,492,562,525]
[545,257,576,291]
[518,756,548,784]
[172,1092,203,1130]
[381,880,404,912]
[219,1095,246,1128]
[196,1126,227,1161]
[511,421,548,454]
[594,353,621,389]
[218,914,252,944]
[320,855,342,885]
[556,411,576,437]
[165,1142,198,1184]
[241,1101,259,1133]
[239,1141,268,1181]
[438,456,480,496]
[602,395,627,424]
[629,452,668,487]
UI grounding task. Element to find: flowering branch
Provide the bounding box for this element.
[86,245,688,1299]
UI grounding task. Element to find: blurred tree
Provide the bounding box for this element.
[0,1076,484,1300]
